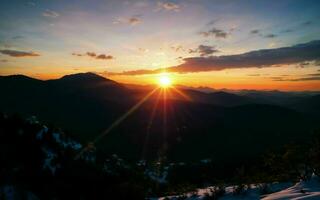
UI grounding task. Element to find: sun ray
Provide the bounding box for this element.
[75,87,159,160]
[141,89,162,159]
[171,87,193,102]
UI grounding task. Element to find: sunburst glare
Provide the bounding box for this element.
[158,74,172,88]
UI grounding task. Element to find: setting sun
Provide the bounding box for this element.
[158,75,172,88]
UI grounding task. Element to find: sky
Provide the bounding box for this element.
[0,0,320,91]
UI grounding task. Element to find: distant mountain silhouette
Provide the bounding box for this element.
[0,72,319,162]
[290,94,320,115]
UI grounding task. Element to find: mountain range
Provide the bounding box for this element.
[1,72,319,162]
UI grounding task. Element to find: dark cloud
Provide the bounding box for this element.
[306,73,320,76]
[189,45,219,56]
[272,71,320,82]
[200,28,228,39]
[72,52,113,60]
[281,29,294,33]
[86,52,97,57]
[0,49,40,57]
[276,77,320,82]
[0,59,8,62]
[43,9,59,18]
[110,40,320,75]
[250,29,260,34]
[96,54,113,60]
[128,17,142,25]
[264,34,277,38]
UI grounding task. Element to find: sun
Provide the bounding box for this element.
[158,74,172,88]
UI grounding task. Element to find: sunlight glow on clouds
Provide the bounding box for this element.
[0,0,320,90]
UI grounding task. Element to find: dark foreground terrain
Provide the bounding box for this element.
[1,73,320,199]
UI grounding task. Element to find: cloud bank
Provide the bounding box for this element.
[110,40,320,75]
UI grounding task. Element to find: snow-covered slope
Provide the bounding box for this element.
[153,175,320,200]
[262,175,320,200]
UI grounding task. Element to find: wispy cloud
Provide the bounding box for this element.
[171,45,184,52]
[301,20,312,26]
[0,49,40,57]
[157,2,180,12]
[274,74,320,82]
[96,54,113,60]
[72,52,114,60]
[113,15,142,26]
[109,40,320,75]
[264,34,277,38]
[72,53,83,57]
[26,1,35,6]
[43,9,59,18]
[200,28,228,39]
[189,45,219,56]
[250,29,260,34]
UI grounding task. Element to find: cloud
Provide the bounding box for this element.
[280,20,313,34]
[250,29,260,34]
[43,9,59,18]
[264,34,277,38]
[72,52,113,60]
[189,45,219,56]
[200,28,228,39]
[157,2,180,11]
[138,48,149,53]
[275,75,320,82]
[0,49,40,57]
[105,69,161,76]
[12,36,24,40]
[86,52,96,57]
[171,45,184,52]
[110,40,320,75]
[307,73,320,76]
[96,54,113,60]
[249,29,277,38]
[72,53,83,57]
[128,17,142,25]
[281,29,294,33]
[0,59,8,62]
[301,20,312,26]
[113,15,142,26]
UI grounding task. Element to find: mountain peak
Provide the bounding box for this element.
[60,72,109,82]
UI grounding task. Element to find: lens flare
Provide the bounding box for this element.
[158,75,172,88]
